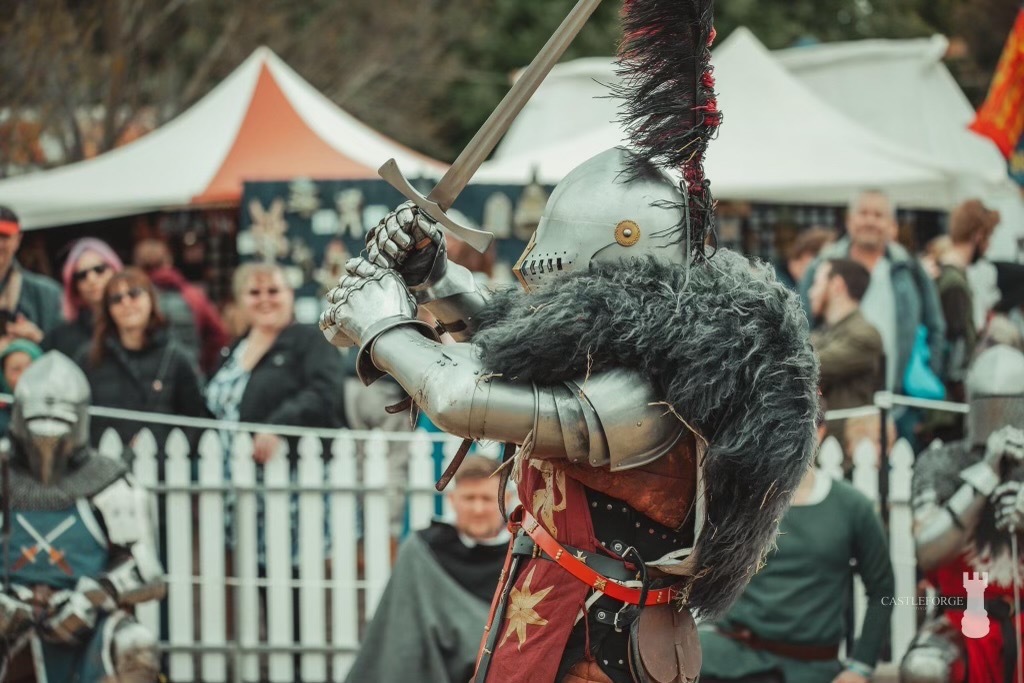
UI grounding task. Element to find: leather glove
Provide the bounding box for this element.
[365,201,447,289]
[0,586,34,640]
[992,480,1024,533]
[41,577,115,646]
[320,258,438,382]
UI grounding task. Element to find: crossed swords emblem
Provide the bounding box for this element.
[11,514,76,575]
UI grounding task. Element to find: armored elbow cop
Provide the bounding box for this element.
[375,331,684,470]
[101,544,167,606]
[535,369,686,470]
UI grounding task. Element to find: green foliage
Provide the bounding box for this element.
[441,0,1014,157]
[439,0,622,158]
[0,0,1016,168]
[716,0,951,47]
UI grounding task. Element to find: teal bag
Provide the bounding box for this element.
[902,325,946,400]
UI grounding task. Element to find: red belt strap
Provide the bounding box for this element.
[511,506,680,606]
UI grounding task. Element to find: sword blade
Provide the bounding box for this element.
[379,0,604,253]
[427,0,604,211]
[15,514,48,551]
[43,516,76,544]
[16,514,74,552]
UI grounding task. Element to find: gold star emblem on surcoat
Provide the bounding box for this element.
[499,566,554,651]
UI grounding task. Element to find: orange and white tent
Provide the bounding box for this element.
[0,47,446,229]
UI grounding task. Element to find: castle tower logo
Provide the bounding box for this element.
[962,571,990,639]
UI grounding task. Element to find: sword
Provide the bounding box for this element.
[13,515,75,575]
[473,552,522,682]
[1,439,12,679]
[1,439,9,591]
[378,0,604,253]
[1012,529,1023,683]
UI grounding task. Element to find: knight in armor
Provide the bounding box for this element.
[901,343,1024,683]
[0,351,166,683]
[320,3,818,682]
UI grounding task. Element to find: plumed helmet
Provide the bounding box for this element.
[512,147,694,291]
[9,351,91,485]
[965,344,1024,447]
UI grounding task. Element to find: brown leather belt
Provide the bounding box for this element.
[509,505,682,606]
[716,626,839,661]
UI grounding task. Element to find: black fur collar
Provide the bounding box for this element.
[473,251,820,618]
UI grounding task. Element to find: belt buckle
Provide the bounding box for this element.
[613,603,641,632]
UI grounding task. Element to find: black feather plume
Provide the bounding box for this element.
[614,0,720,255]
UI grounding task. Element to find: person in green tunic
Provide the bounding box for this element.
[699,412,894,683]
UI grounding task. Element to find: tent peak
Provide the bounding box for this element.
[775,34,949,69]
[249,45,280,63]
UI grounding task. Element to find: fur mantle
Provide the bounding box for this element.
[473,251,820,618]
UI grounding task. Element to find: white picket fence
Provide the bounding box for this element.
[13,390,968,682]
[97,425,918,683]
[91,419,490,683]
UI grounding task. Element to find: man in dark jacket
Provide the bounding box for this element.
[808,258,884,456]
[134,238,229,375]
[800,191,945,396]
[0,206,62,344]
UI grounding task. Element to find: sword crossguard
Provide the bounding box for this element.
[378,159,495,254]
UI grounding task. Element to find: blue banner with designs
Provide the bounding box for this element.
[240,179,549,320]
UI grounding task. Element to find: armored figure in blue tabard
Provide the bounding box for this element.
[0,351,165,683]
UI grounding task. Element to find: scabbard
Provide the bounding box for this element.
[473,553,522,683]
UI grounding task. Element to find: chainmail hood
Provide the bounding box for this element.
[4,452,127,511]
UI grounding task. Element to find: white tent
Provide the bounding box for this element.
[0,47,445,230]
[491,57,624,161]
[477,28,960,209]
[775,35,1023,258]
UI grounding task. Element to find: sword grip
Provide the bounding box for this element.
[378,159,494,253]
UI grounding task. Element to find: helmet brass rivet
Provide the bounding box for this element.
[615,220,641,246]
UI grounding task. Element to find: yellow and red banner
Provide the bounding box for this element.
[971,7,1024,158]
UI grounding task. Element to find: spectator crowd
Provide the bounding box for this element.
[0,186,1022,683]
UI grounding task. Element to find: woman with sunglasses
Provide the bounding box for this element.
[43,238,123,358]
[207,262,345,463]
[206,262,344,571]
[81,267,207,447]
